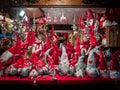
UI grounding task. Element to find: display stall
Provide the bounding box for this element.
[0,1,120,89]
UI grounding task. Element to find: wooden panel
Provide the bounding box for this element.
[105,26,120,47]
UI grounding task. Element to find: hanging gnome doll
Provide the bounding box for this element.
[60,12,67,23]
[58,44,70,76]
[109,49,120,79]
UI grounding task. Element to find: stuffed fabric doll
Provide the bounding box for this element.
[75,56,85,77]
[86,45,101,78]
[58,45,70,76]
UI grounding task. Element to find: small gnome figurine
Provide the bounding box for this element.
[98,50,109,78]
[29,68,38,79]
[109,50,120,79]
[5,64,18,76]
[60,13,67,23]
[86,46,101,78]
[58,45,70,76]
[69,52,77,76]
[19,58,32,77]
[74,55,85,78]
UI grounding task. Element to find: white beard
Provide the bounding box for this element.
[0,51,13,63]
[43,66,49,75]
[69,66,75,75]
[75,67,85,78]
[100,70,109,78]
[29,69,38,78]
[86,66,99,78]
[59,61,69,75]
[5,65,17,76]
[20,67,30,77]
[110,70,120,79]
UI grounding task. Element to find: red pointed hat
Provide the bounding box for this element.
[110,49,120,70]
[99,50,107,70]
[75,36,81,56]
[86,9,94,19]
[70,53,78,66]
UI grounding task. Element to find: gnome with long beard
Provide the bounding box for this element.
[86,45,102,78]
[58,44,70,76]
[98,50,109,78]
[0,35,22,76]
[109,50,120,79]
[74,55,86,78]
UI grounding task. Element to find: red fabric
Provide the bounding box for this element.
[75,36,81,56]
[30,31,35,46]
[30,53,39,65]
[52,25,55,36]
[94,52,99,67]
[99,50,107,70]
[90,33,98,47]
[66,42,74,59]
[0,74,113,85]
[14,36,21,55]
[52,43,59,65]
[26,31,30,45]
[0,62,2,70]
[8,46,16,54]
[26,31,35,46]
[44,37,51,51]
[110,49,120,70]
[70,54,78,66]
[78,18,85,32]
[86,9,94,20]
[110,57,119,70]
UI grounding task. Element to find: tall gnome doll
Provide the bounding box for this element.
[86,45,101,78]
[109,50,120,79]
[58,44,70,76]
[0,34,22,76]
[98,50,109,78]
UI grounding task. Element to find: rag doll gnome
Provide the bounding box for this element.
[58,44,70,76]
[0,35,22,76]
[86,46,101,78]
[98,50,109,78]
[109,50,120,79]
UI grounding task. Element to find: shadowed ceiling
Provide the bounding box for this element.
[7,8,106,24]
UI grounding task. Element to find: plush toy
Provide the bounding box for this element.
[60,13,67,23]
[98,50,109,78]
[86,45,101,78]
[69,52,77,76]
[75,55,85,78]
[58,45,70,76]
[109,50,120,79]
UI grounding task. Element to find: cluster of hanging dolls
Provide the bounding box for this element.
[0,9,120,80]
